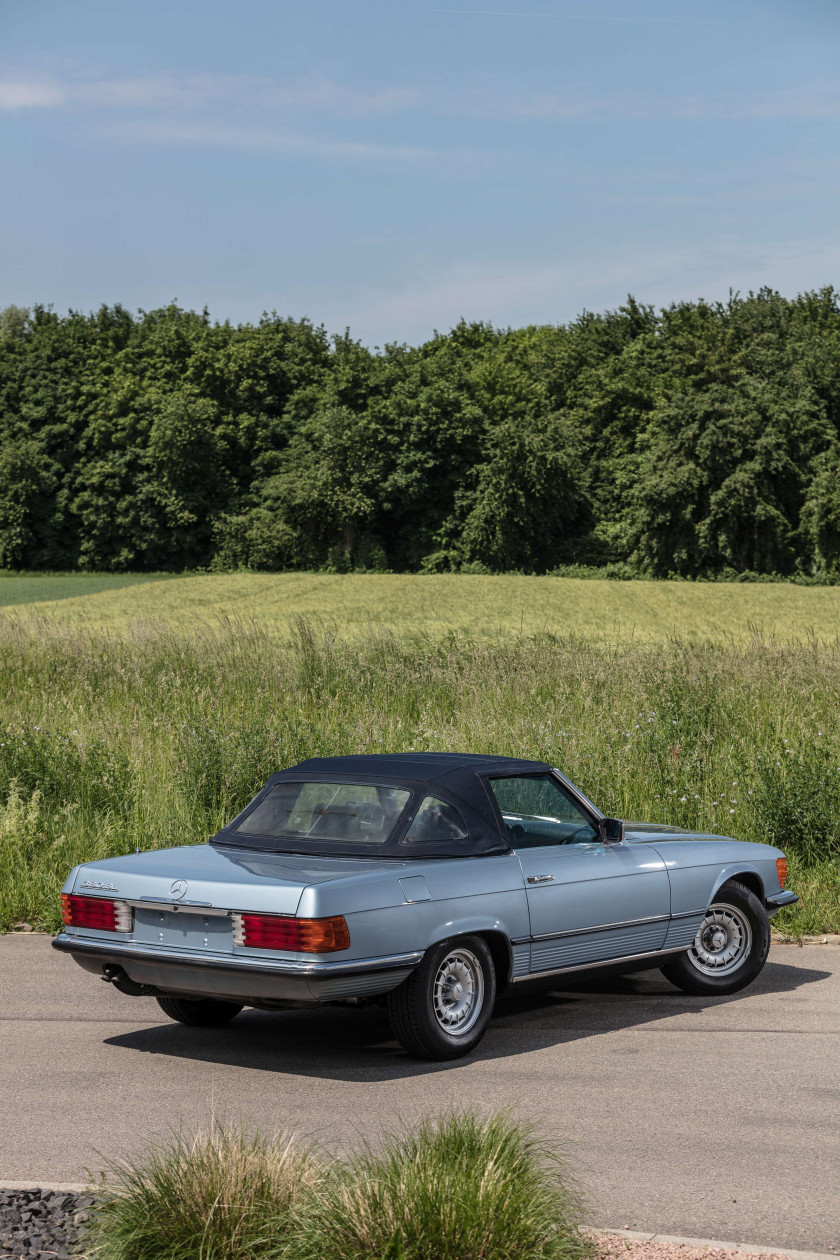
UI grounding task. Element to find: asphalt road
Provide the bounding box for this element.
[1,936,838,1251]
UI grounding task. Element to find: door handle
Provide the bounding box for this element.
[527,874,555,884]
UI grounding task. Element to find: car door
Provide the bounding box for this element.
[487,774,670,974]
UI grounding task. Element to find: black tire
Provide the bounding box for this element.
[156,995,244,1026]
[387,935,496,1060]
[661,879,770,995]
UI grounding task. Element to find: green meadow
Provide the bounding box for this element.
[2,571,840,642]
[0,574,838,936]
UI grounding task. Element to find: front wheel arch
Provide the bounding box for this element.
[709,865,764,905]
[661,878,770,995]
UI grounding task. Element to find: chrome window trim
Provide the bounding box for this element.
[483,768,603,844]
[550,767,605,821]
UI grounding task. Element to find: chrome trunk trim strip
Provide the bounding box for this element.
[131,900,231,916]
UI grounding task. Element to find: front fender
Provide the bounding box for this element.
[708,861,768,904]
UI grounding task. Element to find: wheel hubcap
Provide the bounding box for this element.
[433,948,484,1036]
[689,904,752,976]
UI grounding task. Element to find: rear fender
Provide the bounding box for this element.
[423,916,516,985]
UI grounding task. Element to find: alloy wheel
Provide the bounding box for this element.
[432,948,484,1035]
[689,903,752,976]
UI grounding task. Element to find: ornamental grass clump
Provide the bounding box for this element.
[83,1124,316,1260]
[293,1110,591,1260]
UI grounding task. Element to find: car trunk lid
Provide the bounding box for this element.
[71,843,402,914]
[69,844,405,955]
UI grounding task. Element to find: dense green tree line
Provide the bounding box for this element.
[1,288,840,576]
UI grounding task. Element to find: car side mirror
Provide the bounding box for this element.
[599,817,624,844]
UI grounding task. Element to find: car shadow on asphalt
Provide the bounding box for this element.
[102,955,830,1082]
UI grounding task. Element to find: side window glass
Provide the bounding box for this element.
[489,775,598,848]
[402,795,469,844]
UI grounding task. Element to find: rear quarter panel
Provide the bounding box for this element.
[299,853,530,974]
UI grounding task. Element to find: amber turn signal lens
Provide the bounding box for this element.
[233,913,350,953]
[776,856,788,888]
[61,893,133,932]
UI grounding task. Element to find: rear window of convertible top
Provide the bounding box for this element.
[235,781,411,846]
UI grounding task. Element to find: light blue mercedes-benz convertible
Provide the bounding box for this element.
[53,753,797,1060]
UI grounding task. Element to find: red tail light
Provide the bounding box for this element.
[233,913,350,953]
[776,856,789,888]
[61,894,133,933]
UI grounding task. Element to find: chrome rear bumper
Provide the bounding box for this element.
[52,933,422,1004]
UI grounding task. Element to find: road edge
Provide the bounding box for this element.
[590,1228,838,1260]
[1,1203,835,1260]
[1,1181,89,1193]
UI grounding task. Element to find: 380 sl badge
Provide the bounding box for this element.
[80,880,118,891]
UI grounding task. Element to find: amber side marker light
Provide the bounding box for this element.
[61,893,133,932]
[776,856,789,888]
[233,912,350,953]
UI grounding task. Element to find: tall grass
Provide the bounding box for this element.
[82,1113,591,1260]
[85,1124,316,1260]
[0,613,838,933]
[293,1111,589,1260]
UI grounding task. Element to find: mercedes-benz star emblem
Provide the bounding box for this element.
[169,879,188,901]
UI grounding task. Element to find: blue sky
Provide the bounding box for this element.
[2,0,840,344]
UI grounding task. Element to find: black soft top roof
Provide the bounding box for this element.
[284,752,552,783]
[213,752,557,859]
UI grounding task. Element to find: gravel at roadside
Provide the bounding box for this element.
[594,1233,831,1260]
[0,1189,93,1258]
[2,1193,833,1260]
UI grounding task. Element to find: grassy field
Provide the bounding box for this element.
[0,571,173,607]
[2,571,840,641]
[0,599,837,936]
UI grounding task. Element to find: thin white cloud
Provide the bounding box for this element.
[450,82,840,121]
[2,69,840,122]
[0,72,425,116]
[0,79,64,109]
[112,119,453,162]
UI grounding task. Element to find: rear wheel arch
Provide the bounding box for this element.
[387,933,497,1059]
[474,930,513,989]
[421,928,512,987]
